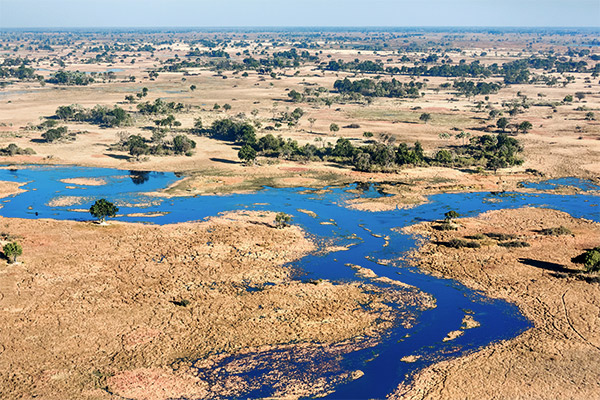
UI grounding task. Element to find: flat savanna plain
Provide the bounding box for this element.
[0,29,599,399]
[1,32,599,197]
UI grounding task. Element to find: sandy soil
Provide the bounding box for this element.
[0,211,428,399]
[0,180,26,198]
[394,208,600,399]
[60,177,107,186]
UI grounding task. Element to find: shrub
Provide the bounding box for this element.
[238,144,257,163]
[540,226,572,236]
[275,212,291,229]
[465,233,486,240]
[446,238,481,249]
[498,241,530,248]
[444,210,460,222]
[437,222,458,231]
[0,143,36,156]
[42,126,68,143]
[485,232,517,241]
[583,249,600,272]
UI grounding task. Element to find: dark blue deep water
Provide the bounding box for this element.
[2,165,599,399]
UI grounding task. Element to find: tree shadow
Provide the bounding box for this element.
[518,258,579,274]
[323,162,348,170]
[104,153,131,161]
[209,157,239,165]
[248,220,276,229]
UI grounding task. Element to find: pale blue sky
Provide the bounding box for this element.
[0,0,598,28]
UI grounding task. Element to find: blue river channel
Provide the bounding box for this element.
[1,165,599,399]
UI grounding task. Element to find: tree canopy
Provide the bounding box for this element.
[89,199,119,223]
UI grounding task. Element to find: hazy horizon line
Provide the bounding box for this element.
[2,25,599,31]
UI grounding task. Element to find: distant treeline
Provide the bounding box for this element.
[0,57,41,81]
[327,57,598,84]
[201,118,523,172]
[333,77,423,98]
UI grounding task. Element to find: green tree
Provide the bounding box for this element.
[172,135,196,155]
[192,117,203,132]
[275,212,292,229]
[573,247,600,272]
[308,117,316,132]
[223,103,232,111]
[353,152,371,172]
[518,121,533,133]
[496,117,509,132]
[583,248,600,272]
[42,126,67,143]
[3,242,22,263]
[435,149,453,164]
[56,105,75,120]
[127,135,149,160]
[413,141,425,163]
[444,210,460,223]
[151,129,167,144]
[332,137,355,158]
[563,95,573,102]
[89,199,119,224]
[329,123,340,133]
[190,84,196,91]
[419,113,431,123]
[288,90,303,102]
[238,144,257,164]
[487,155,509,172]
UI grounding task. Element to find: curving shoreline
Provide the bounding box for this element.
[0,164,598,399]
[0,211,405,399]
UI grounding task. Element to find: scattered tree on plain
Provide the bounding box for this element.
[496,117,509,132]
[90,199,119,224]
[275,212,292,229]
[3,242,22,264]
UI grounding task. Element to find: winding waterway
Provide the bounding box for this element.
[2,165,599,398]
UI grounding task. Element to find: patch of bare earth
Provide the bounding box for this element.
[60,177,107,186]
[393,208,600,400]
[0,180,26,198]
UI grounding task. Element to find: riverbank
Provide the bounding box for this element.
[0,212,408,399]
[394,207,600,399]
[0,180,26,198]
